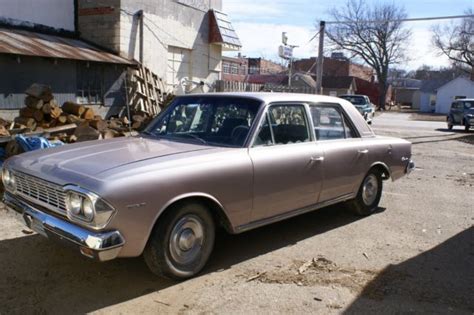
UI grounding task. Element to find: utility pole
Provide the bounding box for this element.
[137,10,144,64]
[315,21,325,94]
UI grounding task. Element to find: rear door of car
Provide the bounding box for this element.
[309,103,369,202]
[248,103,324,221]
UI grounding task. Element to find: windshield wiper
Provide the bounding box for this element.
[170,133,208,145]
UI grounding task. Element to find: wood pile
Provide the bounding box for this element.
[1,84,153,153]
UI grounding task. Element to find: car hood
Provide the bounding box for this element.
[8,136,213,179]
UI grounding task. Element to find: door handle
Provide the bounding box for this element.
[358,149,369,154]
[310,156,324,162]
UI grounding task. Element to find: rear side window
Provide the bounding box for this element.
[254,104,310,146]
[310,105,356,141]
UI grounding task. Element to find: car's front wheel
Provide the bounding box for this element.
[347,169,383,216]
[144,201,215,280]
[447,117,453,130]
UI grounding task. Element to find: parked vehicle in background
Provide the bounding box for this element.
[447,99,474,131]
[339,94,375,124]
[3,93,414,280]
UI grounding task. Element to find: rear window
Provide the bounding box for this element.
[340,96,366,105]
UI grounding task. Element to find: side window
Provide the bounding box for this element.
[254,104,310,146]
[254,115,272,146]
[310,105,356,141]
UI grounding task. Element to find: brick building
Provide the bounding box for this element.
[293,56,374,82]
[222,55,248,82]
[248,58,287,75]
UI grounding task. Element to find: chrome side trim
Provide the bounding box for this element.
[235,193,354,233]
[3,192,125,261]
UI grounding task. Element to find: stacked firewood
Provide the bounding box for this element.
[7,84,153,144]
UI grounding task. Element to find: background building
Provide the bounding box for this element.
[0,0,240,116]
[435,77,474,114]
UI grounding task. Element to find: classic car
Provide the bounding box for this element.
[2,93,414,279]
[447,98,474,131]
[338,94,375,124]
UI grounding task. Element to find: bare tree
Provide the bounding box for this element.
[432,9,473,74]
[325,0,411,109]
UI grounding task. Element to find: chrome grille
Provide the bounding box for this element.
[13,171,67,212]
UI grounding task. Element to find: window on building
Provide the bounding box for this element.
[231,64,238,74]
[167,46,192,90]
[249,66,259,74]
[223,62,230,74]
[76,62,103,104]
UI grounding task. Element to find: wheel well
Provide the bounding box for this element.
[157,196,234,233]
[371,163,390,180]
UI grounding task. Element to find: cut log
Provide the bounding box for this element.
[33,110,44,122]
[5,140,23,157]
[121,116,130,125]
[57,114,68,124]
[14,117,37,130]
[0,118,10,127]
[132,121,143,130]
[0,125,10,137]
[50,106,62,119]
[108,120,123,130]
[102,129,119,139]
[74,124,100,142]
[89,119,108,132]
[82,108,95,120]
[132,114,146,123]
[68,135,78,143]
[25,95,44,110]
[62,102,85,116]
[66,114,85,125]
[25,83,53,102]
[20,107,36,118]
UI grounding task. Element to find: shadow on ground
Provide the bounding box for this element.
[0,204,367,314]
[344,227,474,314]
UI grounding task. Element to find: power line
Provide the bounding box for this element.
[323,14,473,24]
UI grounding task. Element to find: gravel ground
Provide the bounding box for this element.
[0,112,472,314]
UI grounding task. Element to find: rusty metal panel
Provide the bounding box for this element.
[0,27,134,65]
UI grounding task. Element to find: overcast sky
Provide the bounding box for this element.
[223,0,473,71]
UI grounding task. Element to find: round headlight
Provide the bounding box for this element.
[2,168,16,191]
[66,192,83,216]
[82,198,94,221]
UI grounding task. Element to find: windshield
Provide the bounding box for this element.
[145,96,262,147]
[340,96,367,105]
[463,101,473,110]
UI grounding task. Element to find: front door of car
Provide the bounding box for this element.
[249,104,324,221]
[451,101,463,123]
[309,104,369,202]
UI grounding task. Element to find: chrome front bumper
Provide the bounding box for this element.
[3,192,125,261]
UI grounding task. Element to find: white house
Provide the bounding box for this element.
[435,77,474,114]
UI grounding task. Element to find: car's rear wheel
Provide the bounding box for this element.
[143,201,215,280]
[464,121,470,132]
[347,169,383,216]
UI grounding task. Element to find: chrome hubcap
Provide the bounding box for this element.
[169,215,204,265]
[362,174,378,206]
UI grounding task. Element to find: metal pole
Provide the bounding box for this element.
[288,57,293,88]
[315,21,325,94]
[138,10,144,64]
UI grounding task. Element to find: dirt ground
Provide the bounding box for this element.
[0,112,472,314]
